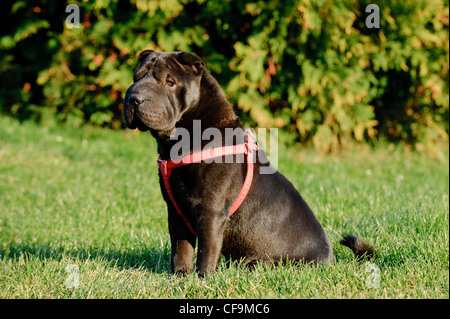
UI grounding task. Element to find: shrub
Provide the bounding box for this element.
[1,0,448,152]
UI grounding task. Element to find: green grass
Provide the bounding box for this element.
[0,115,448,298]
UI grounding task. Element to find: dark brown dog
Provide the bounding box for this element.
[123,51,373,277]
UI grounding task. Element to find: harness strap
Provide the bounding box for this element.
[157,129,257,237]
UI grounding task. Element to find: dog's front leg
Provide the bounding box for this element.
[168,207,197,276]
[196,213,228,277]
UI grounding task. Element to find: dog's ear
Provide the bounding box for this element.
[176,52,205,74]
[136,49,154,62]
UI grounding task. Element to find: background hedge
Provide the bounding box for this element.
[1,0,448,152]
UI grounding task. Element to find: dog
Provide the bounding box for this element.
[123,51,373,277]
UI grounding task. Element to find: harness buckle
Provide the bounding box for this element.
[157,158,168,175]
[245,129,258,153]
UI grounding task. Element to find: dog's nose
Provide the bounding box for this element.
[128,94,144,107]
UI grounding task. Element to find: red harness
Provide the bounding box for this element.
[157,129,258,236]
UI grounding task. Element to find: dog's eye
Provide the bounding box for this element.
[166,77,175,87]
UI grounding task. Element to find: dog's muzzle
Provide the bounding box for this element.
[123,93,149,131]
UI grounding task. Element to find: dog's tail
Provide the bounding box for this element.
[340,234,375,260]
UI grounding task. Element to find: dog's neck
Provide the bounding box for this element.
[180,72,240,130]
[153,72,242,158]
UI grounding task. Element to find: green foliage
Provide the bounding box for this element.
[0,0,448,151]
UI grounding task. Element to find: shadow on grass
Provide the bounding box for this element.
[0,241,172,274]
[1,239,406,276]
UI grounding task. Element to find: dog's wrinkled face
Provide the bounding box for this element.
[123,51,204,132]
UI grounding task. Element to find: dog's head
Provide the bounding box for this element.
[123,51,205,132]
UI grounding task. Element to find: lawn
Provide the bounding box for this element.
[0,115,448,298]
